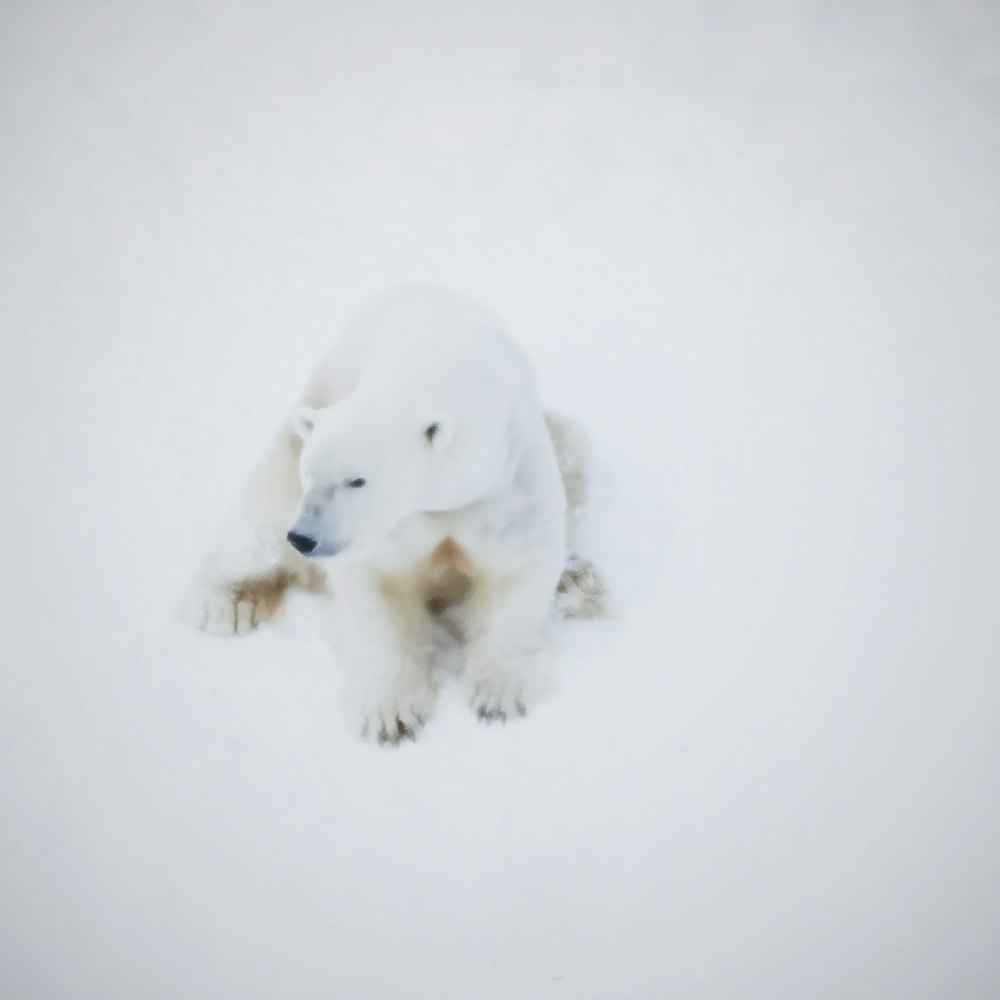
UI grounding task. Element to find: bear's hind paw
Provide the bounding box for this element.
[555,555,608,620]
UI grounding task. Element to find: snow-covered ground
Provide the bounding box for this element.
[2,2,999,998]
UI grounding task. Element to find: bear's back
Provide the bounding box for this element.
[330,285,538,416]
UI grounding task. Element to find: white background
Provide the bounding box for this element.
[2,1,999,998]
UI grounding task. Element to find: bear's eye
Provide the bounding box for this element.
[346,477,366,489]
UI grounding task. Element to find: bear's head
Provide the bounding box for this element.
[286,398,451,562]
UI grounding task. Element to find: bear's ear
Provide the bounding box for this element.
[423,415,452,450]
[292,405,320,441]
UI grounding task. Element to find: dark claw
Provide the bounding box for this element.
[366,711,426,746]
[476,704,509,724]
[375,717,419,746]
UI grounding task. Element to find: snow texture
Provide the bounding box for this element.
[2,2,999,998]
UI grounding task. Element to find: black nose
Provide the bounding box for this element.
[287,530,318,555]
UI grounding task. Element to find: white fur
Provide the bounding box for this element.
[181,286,589,743]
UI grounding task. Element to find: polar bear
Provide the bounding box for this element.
[182,286,604,743]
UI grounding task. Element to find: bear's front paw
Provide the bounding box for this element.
[359,682,435,747]
[178,579,263,637]
[470,678,529,725]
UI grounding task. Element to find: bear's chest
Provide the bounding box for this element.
[370,500,532,578]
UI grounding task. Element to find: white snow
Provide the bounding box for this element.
[2,2,999,998]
